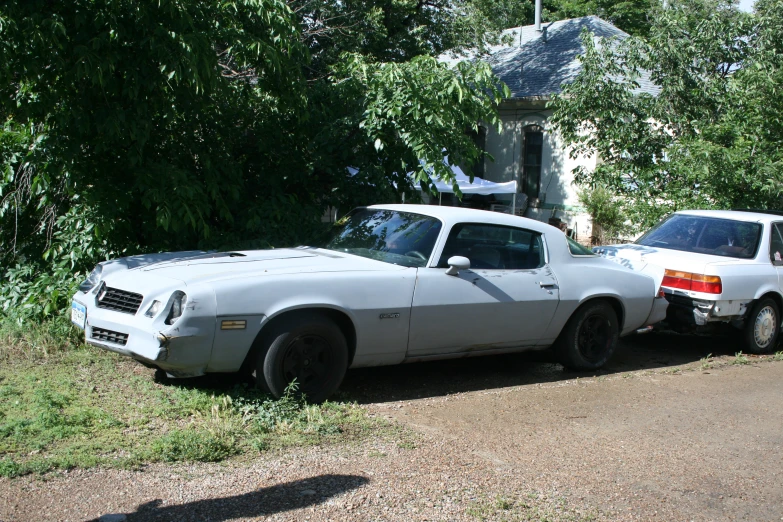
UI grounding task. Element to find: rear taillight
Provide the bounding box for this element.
[662,269,722,294]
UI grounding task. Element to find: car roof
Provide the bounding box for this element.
[675,209,782,224]
[368,204,560,233]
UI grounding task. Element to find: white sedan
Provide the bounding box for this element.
[595,209,783,354]
[72,205,666,401]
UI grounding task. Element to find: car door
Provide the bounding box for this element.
[407,222,560,357]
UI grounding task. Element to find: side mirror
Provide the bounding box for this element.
[446,256,470,276]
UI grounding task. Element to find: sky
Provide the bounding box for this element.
[738,0,755,11]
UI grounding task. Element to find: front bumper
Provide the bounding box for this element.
[73,284,217,378]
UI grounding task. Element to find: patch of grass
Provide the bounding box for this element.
[495,495,513,511]
[467,492,597,521]
[699,353,714,370]
[774,351,783,361]
[397,440,416,450]
[732,351,751,365]
[0,320,379,478]
[150,429,237,463]
[0,316,80,361]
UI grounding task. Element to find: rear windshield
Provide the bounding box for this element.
[636,214,761,259]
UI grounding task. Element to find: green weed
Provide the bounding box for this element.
[732,351,750,365]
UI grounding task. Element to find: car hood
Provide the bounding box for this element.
[594,243,753,276]
[101,247,408,287]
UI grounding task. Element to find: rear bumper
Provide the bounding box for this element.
[663,293,751,329]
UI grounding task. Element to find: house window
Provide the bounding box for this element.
[522,126,544,201]
[468,126,487,178]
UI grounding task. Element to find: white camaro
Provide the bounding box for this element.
[72,205,667,401]
[595,209,783,354]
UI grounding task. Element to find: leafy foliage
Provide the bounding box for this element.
[0,0,509,320]
[548,0,655,36]
[335,54,508,194]
[577,185,628,242]
[549,0,783,232]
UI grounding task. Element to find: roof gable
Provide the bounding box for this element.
[456,16,658,100]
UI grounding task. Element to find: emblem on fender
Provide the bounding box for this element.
[379,312,400,319]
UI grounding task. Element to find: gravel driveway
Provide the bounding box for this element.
[3,332,783,521]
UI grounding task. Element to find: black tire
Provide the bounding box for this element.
[555,300,619,371]
[256,313,348,403]
[743,297,780,354]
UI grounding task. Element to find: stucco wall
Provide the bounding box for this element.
[480,101,597,243]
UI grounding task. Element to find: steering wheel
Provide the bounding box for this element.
[405,250,428,261]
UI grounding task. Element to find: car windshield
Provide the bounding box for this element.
[636,214,761,259]
[322,209,442,267]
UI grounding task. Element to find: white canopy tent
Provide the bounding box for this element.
[346,159,522,213]
[413,160,520,212]
[417,164,516,195]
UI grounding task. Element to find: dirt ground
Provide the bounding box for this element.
[3,332,783,521]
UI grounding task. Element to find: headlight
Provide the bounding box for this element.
[165,291,187,325]
[79,264,103,293]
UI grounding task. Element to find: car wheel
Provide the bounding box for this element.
[555,301,619,371]
[743,297,780,354]
[257,313,348,403]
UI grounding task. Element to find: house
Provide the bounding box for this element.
[454,16,658,241]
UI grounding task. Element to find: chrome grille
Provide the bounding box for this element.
[97,287,143,314]
[91,327,129,346]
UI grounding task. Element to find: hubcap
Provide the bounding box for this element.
[282,334,331,390]
[754,306,777,348]
[577,314,611,363]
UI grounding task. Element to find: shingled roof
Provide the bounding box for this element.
[478,16,659,100]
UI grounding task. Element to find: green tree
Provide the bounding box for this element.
[549,0,782,232]
[0,0,508,320]
[548,0,656,36]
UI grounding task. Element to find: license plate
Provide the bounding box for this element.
[71,301,87,329]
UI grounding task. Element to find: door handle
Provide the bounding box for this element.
[538,282,558,289]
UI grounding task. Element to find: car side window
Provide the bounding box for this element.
[566,236,596,256]
[437,223,545,270]
[770,223,783,266]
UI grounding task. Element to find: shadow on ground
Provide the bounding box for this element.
[336,330,760,404]
[92,474,369,522]
[156,330,770,405]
